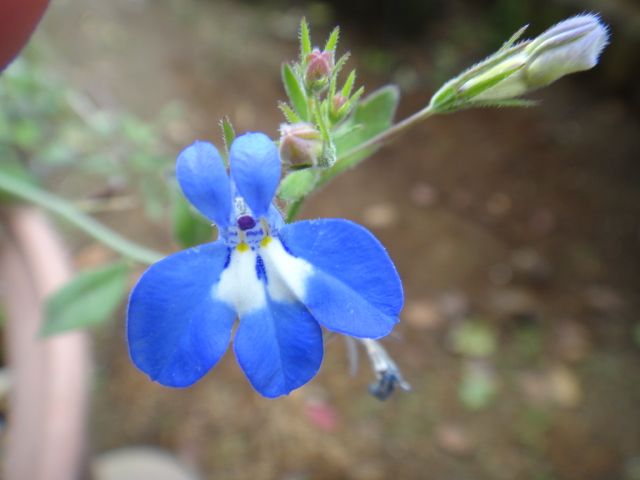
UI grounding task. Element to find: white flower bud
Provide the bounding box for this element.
[430,14,610,110]
[524,13,609,87]
[469,14,609,101]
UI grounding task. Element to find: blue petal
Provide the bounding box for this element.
[229,132,280,218]
[127,241,236,387]
[233,300,323,398]
[267,204,285,232]
[278,219,403,338]
[176,141,231,227]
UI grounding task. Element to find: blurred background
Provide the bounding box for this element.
[1,0,640,479]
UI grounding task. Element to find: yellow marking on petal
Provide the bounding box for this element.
[236,243,250,252]
[260,236,272,248]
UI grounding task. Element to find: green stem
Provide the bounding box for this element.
[285,104,436,220]
[336,104,435,166]
[0,170,163,265]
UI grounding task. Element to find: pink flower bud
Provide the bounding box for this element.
[305,48,334,85]
[279,122,323,167]
[332,94,347,112]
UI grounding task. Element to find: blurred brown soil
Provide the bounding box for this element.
[35,1,640,479]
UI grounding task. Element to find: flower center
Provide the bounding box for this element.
[223,196,270,250]
[237,215,256,231]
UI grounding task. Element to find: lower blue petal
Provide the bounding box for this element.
[233,300,323,398]
[127,241,236,387]
[278,219,403,338]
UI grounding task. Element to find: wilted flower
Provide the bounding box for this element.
[127,132,403,398]
[430,13,609,110]
[279,122,323,167]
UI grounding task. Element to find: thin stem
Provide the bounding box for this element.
[0,170,163,265]
[338,104,435,163]
[285,104,437,221]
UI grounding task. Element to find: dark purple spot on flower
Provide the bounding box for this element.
[237,215,256,231]
[255,255,267,281]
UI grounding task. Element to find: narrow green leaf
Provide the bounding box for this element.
[282,63,309,121]
[324,26,340,52]
[341,70,356,98]
[336,85,364,118]
[278,102,302,124]
[0,169,162,265]
[219,116,235,164]
[332,52,351,80]
[171,187,213,248]
[0,157,38,203]
[299,18,312,60]
[278,169,319,202]
[42,261,128,336]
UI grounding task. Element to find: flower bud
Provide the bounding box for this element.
[465,14,609,102]
[279,122,323,167]
[332,93,347,111]
[429,14,609,110]
[523,14,609,88]
[305,48,334,86]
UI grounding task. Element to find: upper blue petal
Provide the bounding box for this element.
[176,141,231,227]
[233,300,323,398]
[230,132,280,218]
[127,241,236,387]
[278,218,403,338]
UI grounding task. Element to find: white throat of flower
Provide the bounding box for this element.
[213,235,313,316]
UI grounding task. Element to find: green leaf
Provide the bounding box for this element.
[42,261,129,336]
[282,63,310,121]
[299,18,312,60]
[327,85,399,179]
[341,69,357,97]
[324,26,340,52]
[278,169,319,202]
[171,188,213,248]
[278,102,302,124]
[0,169,162,265]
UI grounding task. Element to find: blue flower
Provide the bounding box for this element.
[126,132,403,398]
